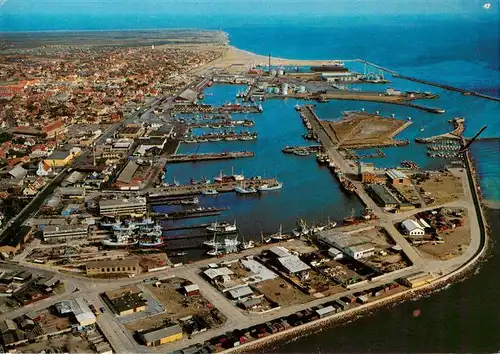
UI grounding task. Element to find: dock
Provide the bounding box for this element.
[146,177,278,196]
[415,117,465,143]
[163,223,210,231]
[165,151,254,163]
[171,103,262,114]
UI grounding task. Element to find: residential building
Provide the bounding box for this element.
[140,324,183,347]
[98,197,147,217]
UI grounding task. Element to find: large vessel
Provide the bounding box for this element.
[206,221,237,233]
[257,181,283,191]
[101,230,137,247]
[310,62,348,72]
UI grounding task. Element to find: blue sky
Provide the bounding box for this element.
[1,0,497,15]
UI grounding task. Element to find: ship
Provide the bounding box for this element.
[270,225,294,241]
[101,230,137,247]
[235,186,258,194]
[138,236,164,247]
[310,63,348,73]
[292,219,311,238]
[241,240,256,249]
[206,221,237,233]
[201,189,218,195]
[257,181,283,191]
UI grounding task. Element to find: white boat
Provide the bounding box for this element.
[241,240,256,249]
[206,221,237,233]
[235,186,257,194]
[207,248,224,256]
[295,104,301,111]
[201,189,218,195]
[101,230,137,247]
[258,182,283,191]
[231,167,245,181]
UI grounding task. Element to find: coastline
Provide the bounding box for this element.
[218,149,489,353]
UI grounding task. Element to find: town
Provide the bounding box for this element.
[0,29,488,354]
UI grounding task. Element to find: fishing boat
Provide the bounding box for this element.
[231,167,245,181]
[241,240,256,249]
[206,221,237,233]
[138,236,164,247]
[112,221,138,232]
[257,181,283,191]
[175,252,187,256]
[270,225,294,241]
[100,219,122,228]
[207,248,224,257]
[235,186,257,194]
[201,189,218,195]
[292,219,311,238]
[101,230,137,247]
[225,136,238,141]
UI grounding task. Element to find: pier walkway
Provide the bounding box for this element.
[166,151,254,163]
[360,59,500,102]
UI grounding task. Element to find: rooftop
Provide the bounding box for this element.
[99,197,147,208]
[277,255,311,273]
[386,169,408,180]
[317,230,357,249]
[116,161,139,184]
[268,246,291,258]
[204,267,234,279]
[86,258,139,270]
[368,184,399,205]
[109,292,147,313]
[402,219,424,232]
[141,324,182,342]
[346,243,375,253]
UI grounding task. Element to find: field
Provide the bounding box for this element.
[253,278,312,307]
[419,214,471,260]
[413,171,464,205]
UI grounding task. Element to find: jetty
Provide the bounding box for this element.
[415,117,465,143]
[145,177,278,196]
[166,151,254,163]
[171,103,262,114]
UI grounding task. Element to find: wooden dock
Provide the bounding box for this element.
[166,151,254,163]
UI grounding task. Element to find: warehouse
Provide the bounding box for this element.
[104,288,147,316]
[277,255,311,274]
[43,224,89,242]
[85,259,139,276]
[140,324,183,346]
[116,161,139,185]
[386,169,410,185]
[226,285,253,300]
[344,243,376,260]
[401,219,425,236]
[402,272,435,288]
[367,184,399,208]
[99,197,147,217]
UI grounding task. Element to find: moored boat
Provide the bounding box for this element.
[258,181,283,191]
[206,221,237,233]
[201,189,218,195]
[235,186,257,194]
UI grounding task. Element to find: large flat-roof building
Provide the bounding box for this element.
[99,197,147,217]
[367,184,399,208]
[277,255,311,274]
[42,224,88,242]
[86,259,139,276]
[54,297,96,327]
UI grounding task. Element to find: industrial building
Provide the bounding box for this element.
[140,324,183,347]
[344,244,376,260]
[42,224,89,242]
[401,219,425,236]
[85,259,139,276]
[44,146,81,167]
[99,197,147,216]
[135,137,167,156]
[115,161,141,188]
[118,124,144,139]
[277,255,311,274]
[54,297,96,327]
[386,169,410,185]
[367,184,399,208]
[402,272,435,288]
[321,72,362,82]
[103,287,147,316]
[175,89,198,104]
[0,226,34,255]
[225,285,254,300]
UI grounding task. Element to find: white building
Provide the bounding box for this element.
[386,88,402,96]
[345,244,375,260]
[99,197,147,217]
[401,219,425,236]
